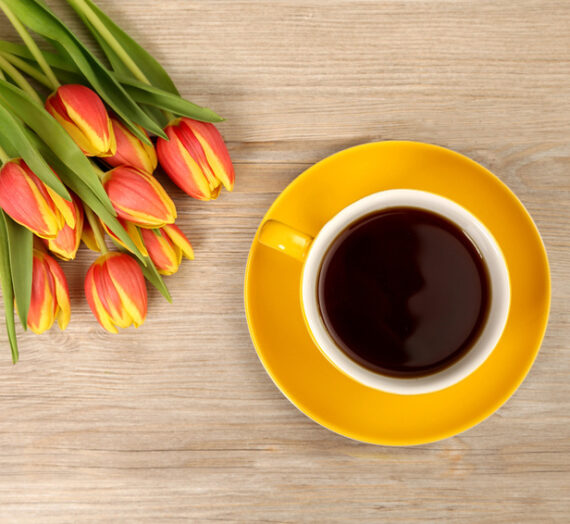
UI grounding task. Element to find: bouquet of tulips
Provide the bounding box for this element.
[0,0,235,361]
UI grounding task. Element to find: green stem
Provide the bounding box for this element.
[0,54,42,103]
[0,0,60,91]
[0,144,10,164]
[0,52,51,89]
[84,205,108,254]
[68,0,150,85]
[0,67,4,80]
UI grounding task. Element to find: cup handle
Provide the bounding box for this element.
[258,220,314,262]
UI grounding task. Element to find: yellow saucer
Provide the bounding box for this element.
[244,141,550,445]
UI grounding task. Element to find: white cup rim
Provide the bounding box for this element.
[301,189,511,395]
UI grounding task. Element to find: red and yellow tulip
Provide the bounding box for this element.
[156,117,234,201]
[105,117,157,174]
[0,159,75,239]
[102,165,176,228]
[27,249,71,334]
[45,84,116,157]
[84,252,147,333]
[140,224,194,275]
[43,194,84,260]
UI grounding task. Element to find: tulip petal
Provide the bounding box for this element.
[106,255,147,327]
[0,160,63,238]
[174,245,183,266]
[114,287,145,327]
[174,121,216,180]
[103,166,176,227]
[45,196,83,261]
[45,224,77,260]
[25,171,65,235]
[93,291,119,333]
[85,265,118,334]
[44,254,71,330]
[81,219,101,252]
[157,126,212,200]
[47,93,99,155]
[182,119,235,192]
[87,258,127,331]
[28,279,54,334]
[176,141,214,200]
[97,260,133,329]
[27,251,56,334]
[106,118,157,174]
[46,85,116,157]
[64,102,111,156]
[85,253,147,332]
[163,224,194,260]
[124,221,149,258]
[140,228,179,275]
[45,186,76,229]
[59,85,115,156]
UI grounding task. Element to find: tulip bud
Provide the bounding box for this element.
[105,117,157,174]
[45,84,116,157]
[102,166,176,228]
[156,117,234,201]
[140,224,194,275]
[85,252,147,333]
[101,217,148,257]
[27,249,71,334]
[43,194,84,260]
[0,159,75,239]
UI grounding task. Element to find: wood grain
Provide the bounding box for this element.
[0,0,568,521]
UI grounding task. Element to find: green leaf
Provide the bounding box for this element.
[120,77,224,123]
[5,217,32,330]
[0,79,117,211]
[0,99,70,199]
[0,40,75,72]
[0,128,18,158]
[0,42,84,84]
[140,103,169,129]
[47,67,84,86]
[0,211,18,363]
[2,0,167,141]
[66,0,179,95]
[137,253,172,303]
[0,41,88,89]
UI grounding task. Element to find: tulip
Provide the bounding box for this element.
[105,117,157,174]
[140,224,194,275]
[101,217,148,257]
[102,166,176,228]
[43,194,84,260]
[156,117,234,201]
[27,249,71,334]
[0,159,75,239]
[85,252,147,333]
[45,84,116,157]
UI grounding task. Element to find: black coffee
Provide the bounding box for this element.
[317,207,490,378]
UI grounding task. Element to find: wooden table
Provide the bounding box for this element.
[0,1,568,521]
